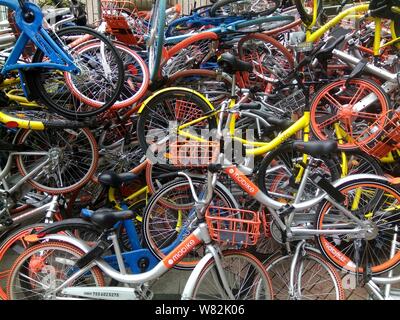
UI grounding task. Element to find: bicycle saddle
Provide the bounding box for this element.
[265,115,294,130]
[315,35,345,60]
[217,53,253,74]
[98,171,139,188]
[89,208,135,230]
[292,140,338,157]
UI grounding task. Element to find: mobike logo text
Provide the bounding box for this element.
[322,238,355,268]
[225,166,259,196]
[163,234,200,268]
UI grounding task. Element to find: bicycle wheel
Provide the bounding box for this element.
[31,26,124,119]
[148,0,167,82]
[339,149,384,177]
[310,78,390,150]
[238,33,294,92]
[110,43,150,110]
[137,88,218,158]
[162,32,219,77]
[294,0,319,26]
[142,177,238,270]
[190,250,274,300]
[315,178,400,275]
[0,221,102,300]
[210,0,280,17]
[7,241,104,300]
[15,127,98,194]
[265,249,345,300]
[166,69,233,104]
[256,143,340,203]
[0,224,46,300]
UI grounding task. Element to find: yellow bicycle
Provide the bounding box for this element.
[294,0,400,55]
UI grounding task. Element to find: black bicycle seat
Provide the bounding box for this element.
[315,35,345,60]
[217,53,253,74]
[292,140,338,157]
[265,115,294,130]
[98,171,139,188]
[90,208,135,229]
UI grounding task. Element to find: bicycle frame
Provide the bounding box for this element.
[0,148,48,196]
[1,0,78,74]
[0,195,59,233]
[33,222,235,300]
[367,226,400,300]
[302,3,400,56]
[164,15,295,45]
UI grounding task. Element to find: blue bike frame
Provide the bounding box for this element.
[164,15,295,45]
[81,202,198,274]
[1,0,78,74]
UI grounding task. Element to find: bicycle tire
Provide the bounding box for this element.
[256,142,340,203]
[142,177,238,270]
[265,249,345,300]
[310,78,391,150]
[238,32,294,91]
[315,177,400,275]
[339,149,384,176]
[161,32,219,77]
[15,127,98,195]
[166,69,233,104]
[31,26,124,119]
[110,43,150,110]
[148,0,167,82]
[137,88,218,158]
[210,0,280,17]
[0,223,46,300]
[7,241,105,300]
[294,0,316,26]
[190,250,274,300]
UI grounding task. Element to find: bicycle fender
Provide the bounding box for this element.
[181,252,214,300]
[36,234,92,254]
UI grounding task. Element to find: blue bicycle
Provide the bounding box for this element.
[2,0,124,119]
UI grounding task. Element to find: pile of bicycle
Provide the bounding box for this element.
[0,0,400,300]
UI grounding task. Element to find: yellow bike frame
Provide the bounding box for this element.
[303,3,400,56]
[139,87,312,158]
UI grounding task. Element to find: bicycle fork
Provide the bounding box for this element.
[288,240,307,300]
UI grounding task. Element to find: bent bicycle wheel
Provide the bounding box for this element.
[31,26,124,119]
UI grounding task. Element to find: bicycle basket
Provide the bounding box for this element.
[355,110,400,158]
[206,206,261,247]
[168,140,220,167]
[274,89,306,113]
[100,0,146,45]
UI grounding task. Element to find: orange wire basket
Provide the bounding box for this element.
[206,206,261,247]
[169,140,220,167]
[100,0,147,45]
[355,110,400,158]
